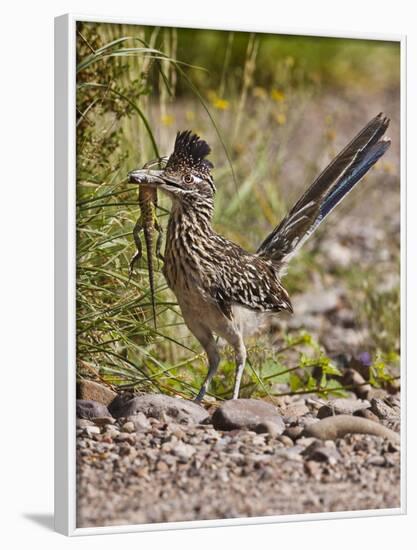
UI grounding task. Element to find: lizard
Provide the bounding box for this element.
[128,157,167,329]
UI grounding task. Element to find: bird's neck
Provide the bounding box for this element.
[163,197,215,290]
[167,197,214,238]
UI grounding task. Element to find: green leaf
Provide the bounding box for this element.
[289,372,302,392]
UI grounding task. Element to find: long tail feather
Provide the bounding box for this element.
[257,113,391,267]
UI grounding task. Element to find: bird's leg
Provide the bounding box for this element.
[231,336,247,400]
[128,216,144,280]
[195,339,220,403]
[184,321,220,403]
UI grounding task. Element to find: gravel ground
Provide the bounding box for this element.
[76,392,401,527]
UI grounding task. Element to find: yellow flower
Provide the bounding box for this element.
[271,89,285,102]
[161,114,174,126]
[274,112,287,125]
[212,97,230,110]
[207,89,230,110]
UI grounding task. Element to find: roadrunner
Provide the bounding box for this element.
[128,113,391,402]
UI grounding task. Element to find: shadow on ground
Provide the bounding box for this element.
[24,513,54,531]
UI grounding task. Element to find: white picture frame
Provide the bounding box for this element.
[54,13,406,536]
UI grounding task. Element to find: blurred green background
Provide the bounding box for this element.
[76,22,400,400]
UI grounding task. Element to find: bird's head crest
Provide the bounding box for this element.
[165,130,214,179]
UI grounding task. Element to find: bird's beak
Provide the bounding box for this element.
[128,168,165,186]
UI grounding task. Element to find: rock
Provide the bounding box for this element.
[296,436,319,448]
[283,402,309,419]
[110,393,209,424]
[104,424,120,435]
[385,379,401,395]
[284,425,304,441]
[275,446,303,461]
[122,421,135,433]
[366,455,386,467]
[255,420,284,437]
[317,398,370,418]
[84,425,101,437]
[302,440,341,465]
[171,441,196,462]
[269,390,291,410]
[354,408,379,422]
[216,469,229,483]
[370,398,400,421]
[212,399,285,434]
[127,413,151,432]
[92,416,115,427]
[107,392,135,417]
[303,414,400,444]
[278,435,294,447]
[367,388,389,400]
[76,418,95,428]
[305,398,323,411]
[386,395,401,408]
[156,460,169,472]
[76,399,111,419]
[305,460,322,478]
[77,380,117,406]
[166,423,186,439]
[350,352,372,380]
[300,416,320,427]
[114,432,136,444]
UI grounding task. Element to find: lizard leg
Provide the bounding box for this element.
[128,216,144,279]
[154,219,164,263]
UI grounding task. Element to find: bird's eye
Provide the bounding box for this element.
[183,174,194,184]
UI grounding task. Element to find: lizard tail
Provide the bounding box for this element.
[137,186,159,330]
[143,227,157,330]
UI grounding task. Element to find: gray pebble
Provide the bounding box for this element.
[172,441,196,462]
[84,426,101,437]
[93,416,116,427]
[302,440,341,465]
[77,418,95,428]
[255,420,284,437]
[127,413,152,432]
[278,435,294,447]
[283,402,309,418]
[122,421,135,433]
[284,425,304,441]
[366,455,386,467]
[77,399,111,420]
[370,398,400,420]
[317,398,370,419]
